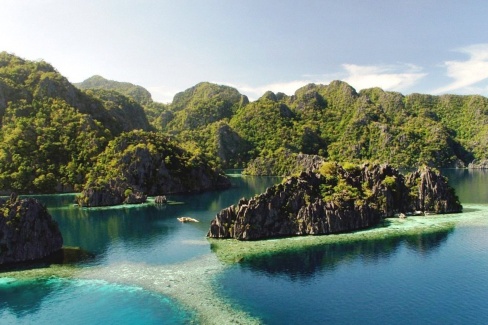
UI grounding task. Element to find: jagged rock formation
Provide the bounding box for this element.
[154,195,167,204]
[0,195,63,265]
[467,159,488,169]
[77,131,231,207]
[208,164,462,240]
[295,153,327,172]
[215,123,253,168]
[243,151,326,176]
[78,179,147,207]
[405,167,464,213]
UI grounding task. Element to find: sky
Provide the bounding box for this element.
[2,0,488,103]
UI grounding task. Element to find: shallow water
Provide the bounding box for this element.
[1,171,487,324]
[0,278,192,324]
[0,175,281,324]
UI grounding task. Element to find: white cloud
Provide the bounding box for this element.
[343,63,426,92]
[223,64,425,101]
[433,44,488,94]
[229,80,316,101]
[149,63,426,103]
[147,85,181,104]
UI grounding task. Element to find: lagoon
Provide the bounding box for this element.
[0,169,487,324]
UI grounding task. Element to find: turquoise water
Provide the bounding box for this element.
[0,278,191,325]
[0,170,487,324]
[0,175,281,324]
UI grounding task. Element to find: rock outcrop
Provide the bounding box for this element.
[467,159,488,169]
[0,195,63,265]
[154,195,167,204]
[208,164,462,240]
[215,123,253,168]
[77,179,147,207]
[405,167,463,213]
[243,151,326,176]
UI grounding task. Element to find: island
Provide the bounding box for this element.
[207,163,462,240]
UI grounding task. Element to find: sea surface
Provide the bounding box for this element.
[0,169,487,324]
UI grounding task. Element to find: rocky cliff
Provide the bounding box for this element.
[243,151,326,176]
[405,167,463,213]
[207,163,462,240]
[0,195,63,265]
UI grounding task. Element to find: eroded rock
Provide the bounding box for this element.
[0,197,63,265]
[208,164,462,241]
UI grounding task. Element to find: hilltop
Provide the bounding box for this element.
[1,52,488,194]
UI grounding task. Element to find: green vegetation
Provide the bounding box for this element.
[0,52,150,193]
[153,82,251,167]
[84,130,196,186]
[75,75,153,105]
[230,82,487,173]
[1,52,488,194]
[0,98,110,192]
[75,75,164,126]
[82,130,228,196]
[73,74,488,173]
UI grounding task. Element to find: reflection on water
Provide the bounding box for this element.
[216,215,488,325]
[442,168,488,203]
[403,229,452,254]
[0,278,51,317]
[237,229,453,280]
[54,205,172,254]
[20,175,283,267]
[2,171,487,325]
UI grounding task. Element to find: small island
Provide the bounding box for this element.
[207,163,462,240]
[76,130,231,207]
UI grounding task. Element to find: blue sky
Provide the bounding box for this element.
[2,0,488,102]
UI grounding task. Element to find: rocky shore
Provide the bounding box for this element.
[208,163,462,240]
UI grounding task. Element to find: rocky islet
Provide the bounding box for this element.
[207,164,463,240]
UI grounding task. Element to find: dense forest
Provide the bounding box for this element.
[0,52,487,193]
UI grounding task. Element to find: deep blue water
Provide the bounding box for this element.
[216,169,488,324]
[0,169,487,324]
[216,225,488,324]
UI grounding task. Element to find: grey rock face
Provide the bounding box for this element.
[77,146,231,207]
[0,197,63,265]
[405,167,463,213]
[468,159,488,169]
[295,153,326,173]
[77,179,146,207]
[208,165,462,241]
